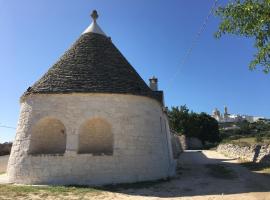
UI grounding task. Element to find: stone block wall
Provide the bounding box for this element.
[178,135,203,150]
[8,93,176,185]
[217,143,270,164]
[170,134,183,159]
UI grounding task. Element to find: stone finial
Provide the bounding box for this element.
[82,9,106,35]
[91,10,99,22]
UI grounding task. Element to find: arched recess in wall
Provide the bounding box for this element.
[78,118,113,155]
[29,117,66,155]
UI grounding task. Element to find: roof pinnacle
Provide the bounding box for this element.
[83,9,106,36]
[91,10,98,22]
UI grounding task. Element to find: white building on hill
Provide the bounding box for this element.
[212,106,265,123]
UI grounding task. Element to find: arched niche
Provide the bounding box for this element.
[78,118,113,155]
[29,117,66,155]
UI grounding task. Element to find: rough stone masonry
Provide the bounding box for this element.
[217,143,270,164]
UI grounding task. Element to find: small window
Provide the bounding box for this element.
[78,118,113,155]
[29,117,66,155]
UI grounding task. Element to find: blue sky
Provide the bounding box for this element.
[0,0,269,142]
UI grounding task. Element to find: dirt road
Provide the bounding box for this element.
[93,150,270,200]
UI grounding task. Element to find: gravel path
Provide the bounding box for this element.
[93,150,270,200]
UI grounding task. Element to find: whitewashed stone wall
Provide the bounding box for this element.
[8,93,176,185]
[217,143,270,164]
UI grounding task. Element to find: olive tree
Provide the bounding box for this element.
[215,0,270,73]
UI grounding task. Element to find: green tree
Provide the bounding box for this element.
[168,105,189,133]
[197,112,220,144]
[186,112,201,138]
[168,106,220,144]
[215,0,270,73]
[237,120,251,134]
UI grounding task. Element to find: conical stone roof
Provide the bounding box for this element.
[22,11,163,104]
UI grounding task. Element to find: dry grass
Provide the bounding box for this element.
[230,137,270,146]
[0,184,102,200]
[0,179,168,200]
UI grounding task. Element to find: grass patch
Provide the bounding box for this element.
[240,162,270,174]
[0,179,169,199]
[0,184,102,199]
[206,164,237,179]
[101,179,169,191]
[222,137,270,146]
[0,185,99,194]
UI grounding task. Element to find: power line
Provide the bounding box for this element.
[0,125,16,130]
[167,0,218,89]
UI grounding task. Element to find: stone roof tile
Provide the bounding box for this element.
[22,32,163,104]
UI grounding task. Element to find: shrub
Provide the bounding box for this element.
[231,141,251,147]
[0,142,12,156]
[255,135,264,143]
[229,135,242,140]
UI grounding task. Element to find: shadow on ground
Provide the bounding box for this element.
[97,150,270,198]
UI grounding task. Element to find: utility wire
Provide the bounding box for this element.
[0,125,16,130]
[167,0,218,89]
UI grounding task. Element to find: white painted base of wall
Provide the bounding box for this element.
[9,154,173,185]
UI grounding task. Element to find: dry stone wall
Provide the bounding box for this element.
[178,135,203,150]
[217,143,270,164]
[8,93,176,185]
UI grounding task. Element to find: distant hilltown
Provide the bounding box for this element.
[212,106,268,123]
